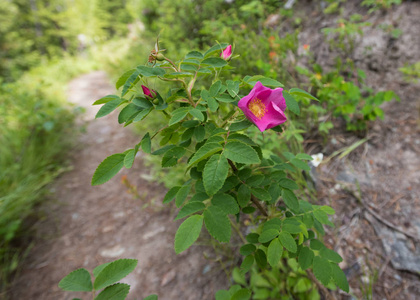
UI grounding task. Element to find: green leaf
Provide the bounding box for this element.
[201,58,227,68]
[95,283,130,300]
[94,259,138,291]
[232,267,247,286]
[169,109,190,126]
[96,99,124,119]
[310,239,325,251]
[267,238,283,268]
[227,80,240,98]
[136,66,166,77]
[186,51,204,60]
[162,147,186,168]
[207,97,219,112]
[240,255,254,273]
[298,247,314,270]
[118,104,141,124]
[188,143,223,167]
[174,215,204,254]
[246,75,284,88]
[93,262,112,278]
[320,205,335,215]
[163,186,181,204]
[313,209,334,227]
[116,69,136,90]
[175,202,205,220]
[133,107,152,122]
[289,88,319,101]
[296,153,313,160]
[258,229,279,243]
[224,141,260,164]
[121,69,140,96]
[254,249,267,269]
[203,154,229,196]
[132,97,153,109]
[189,108,205,121]
[251,188,271,202]
[164,72,193,78]
[282,91,300,115]
[194,125,206,142]
[282,189,299,211]
[331,263,349,292]
[93,95,120,105]
[215,290,230,300]
[231,288,251,300]
[204,206,231,243]
[246,233,259,244]
[143,295,158,300]
[239,244,256,256]
[290,158,310,171]
[211,193,239,215]
[124,150,135,169]
[278,232,297,253]
[279,178,298,190]
[176,184,191,207]
[209,81,222,97]
[229,119,252,131]
[92,154,125,186]
[313,256,332,286]
[204,43,229,57]
[58,268,92,292]
[141,132,151,153]
[237,184,251,208]
[320,248,343,263]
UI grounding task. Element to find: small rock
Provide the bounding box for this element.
[102,225,114,233]
[100,245,125,258]
[143,226,166,240]
[202,265,211,275]
[161,269,176,287]
[71,213,79,220]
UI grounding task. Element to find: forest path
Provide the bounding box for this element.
[10,71,225,300]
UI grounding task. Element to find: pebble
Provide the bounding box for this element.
[99,245,125,257]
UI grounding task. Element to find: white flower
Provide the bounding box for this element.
[311,153,323,167]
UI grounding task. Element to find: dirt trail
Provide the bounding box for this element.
[10,71,225,300]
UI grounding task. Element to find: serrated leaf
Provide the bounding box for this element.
[58,268,92,292]
[95,283,130,300]
[278,232,297,253]
[207,97,219,112]
[124,150,135,169]
[240,255,254,273]
[143,295,158,300]
[251,188,271,202]
[175,202,205,220]
[185,51,204,60]
[267,238,283,268]
[283,91,300,115]
[132,97,153,109]
[313,256,332,286]
[279,178,298,190]
[204,206,231,243]
[188,142,223,166]
[239,244,256,256]
[232,267,247,286]
[118,104,141,124]
[163,186,180,204]
[313,209,334,227]
[204,43,229,58]
[96,99,124,119]
[194,125,206,142]
[246,233,259,244]
[282,189,299,211]
[133,107,152,122]
[176,184,191,207]
[215,290,230,300]
[320,205,335,215]
[298,247,314,270]
[203,155,229,196]
[201,57,227,68]
[93,259,137,291]
[258,229,279,243]
[224,141,260,164]
[121,69,140,96]
[174,215,203,254]
[289,88,318,101]
[209,81,222,97]
[255,249,267,269]
[320,248,343,263]
[162,147,186,168]
[231,288,251,300]
[169,110,189,126]
[246,76,284,88]
[229,119,252,131]
[141,132,151,153]
[116,69,136,90]
[93,95,120,105]
[92,154,125,186]
[227,80,240,98]
[189,108,205,121]
[290,158,310,171]
[136,66,166,77]
[211,193,239,214]
[331,263,349,292]
[237,184,251,208]
[296,153,313,160]
[93,262,112,278]
[164,72,193,78]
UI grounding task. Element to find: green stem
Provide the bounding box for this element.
[230,218,246,244]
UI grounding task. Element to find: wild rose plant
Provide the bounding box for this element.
[60,42,349,299]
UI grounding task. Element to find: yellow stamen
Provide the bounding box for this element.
[248,98,267,119]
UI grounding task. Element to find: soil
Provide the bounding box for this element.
[7,1,420,300]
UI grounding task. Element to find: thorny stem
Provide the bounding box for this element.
[227,159,269,217]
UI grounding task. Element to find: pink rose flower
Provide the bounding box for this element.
[141,85,157,99]
[238,81,287,132]
[220,45,232,60]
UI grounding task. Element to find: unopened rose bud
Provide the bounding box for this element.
[220,45,232,61]
[141,85,157,100]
